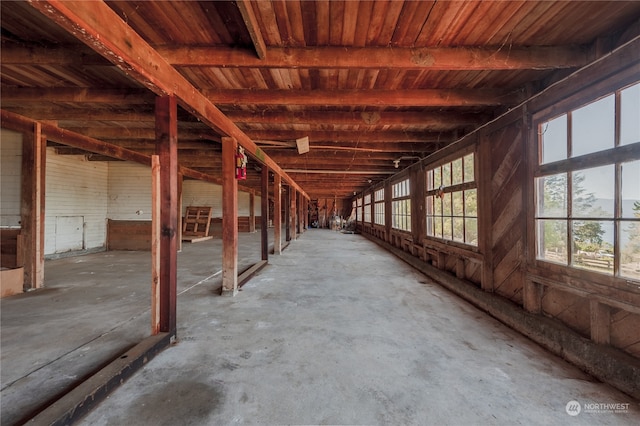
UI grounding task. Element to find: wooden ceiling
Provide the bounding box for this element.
[2,1,640,199]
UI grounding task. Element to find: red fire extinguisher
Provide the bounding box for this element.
[235,146,247,180]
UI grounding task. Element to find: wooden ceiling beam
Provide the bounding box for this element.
[3,106,486,129]
[3,86,519,107]
[65,127,448,144]
[64,127,218,141]
[3,44,588,70]
[226,110,486,127]
[205,89,522,107]
[247,130,451,143]
[1,88,153,104]
[235,0,267,60]
[24,0,307,198]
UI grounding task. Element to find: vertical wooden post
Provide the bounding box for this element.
[249,192,256,233]
[384,180,392,243]
[261,167,269,261]
[412,165,426,243]
[177,171,183,253]
[222,136,239,296]
[590,300,611,345]
[285,187,291,242]
[155,95,178,334]
[290,189,297,240]
[478,135,494,292]
[21,122,45,290]
[151,155,161,334]
[274,174,282,254]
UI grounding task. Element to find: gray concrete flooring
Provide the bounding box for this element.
[2,229,640,425]
[1,232,265,426]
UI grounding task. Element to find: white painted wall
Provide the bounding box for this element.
[0,129,22,228]
[182,180,259,217]
[106,161,152,220]
[182,180,222,217]
[45,148,108,255]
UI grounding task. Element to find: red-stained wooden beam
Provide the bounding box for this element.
[221,137,239,296]
[157,45,588,70]
[261,166,269,261]
[24,0,308,199]
[155,96,178,334]
[204,89,522,107]
[273,174,282,255]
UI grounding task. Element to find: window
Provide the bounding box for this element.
[535,82,640,281]
[374,188,385,226]
[426,153,477,245]
[363,193,372,223]
[392,179,411,232]
[356,197,362,220]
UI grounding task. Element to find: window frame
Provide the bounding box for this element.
[425,151,478,246]
[533,81,640,283]
[374,187,385,226]
[363,193,372,224]
[391,178,411,232]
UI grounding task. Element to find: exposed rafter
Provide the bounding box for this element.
[23,0,307,198]
[2,44,589,70]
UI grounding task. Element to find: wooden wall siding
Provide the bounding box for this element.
[0,129,22,227]
[106,220,151,251]
[489,121,526,305]
[611,310,640,358]
[541,288,591,338]
[465,261,482,286]
[45,148,108,255]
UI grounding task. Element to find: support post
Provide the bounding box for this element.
[285,187,291,242]
[261,166,269,261]
[274,174,282,254]
[151,155,161,334]
[249,192,256,233]
[222,136,239,296]
[155,95,178,334]
[290,189,297,240]
[21,122,45,290]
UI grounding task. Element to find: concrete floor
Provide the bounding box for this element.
[2,230,639,425]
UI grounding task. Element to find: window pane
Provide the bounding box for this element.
[620,221,640,281]
[434,197,442,216]
[426,196,434,216]
[443,217,453,239]
[452,158,463,185]
[442,163,451,187]
[453,218,465,242]
[537,173,567,217]
[465,189,477,217]
[541,114,567,164]
[434,216,442,238]
[622,160,640,218]
[572,166,614,218]
[434,166,442,188]
[463,154,474,183]
[426,216,433,236]
[621,83,640,146]
[572,95,615,157]
[426,169,434,191]
[465,218,478,245]
[452,191,464,216]
[442,193,452,216]
[537,219,568,264]
[572,220,614,275]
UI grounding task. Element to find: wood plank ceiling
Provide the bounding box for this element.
[2,1,640,199]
